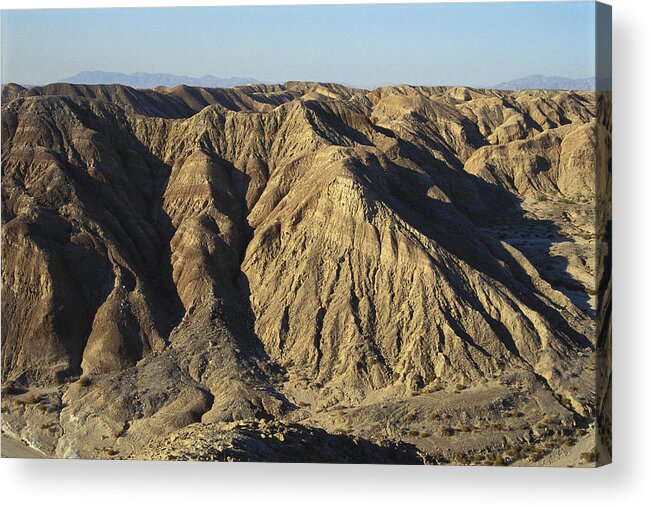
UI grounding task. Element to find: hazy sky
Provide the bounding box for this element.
[1,2,597,87]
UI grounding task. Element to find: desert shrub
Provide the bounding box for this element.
[580,451,597,463]
[561,437,575,447]
[528,450,544,462]
[505,446,522,459]
[408,430,419,437]
[1,383,24,396]
[455,383,466,391]
[494,455,505,466]
[23,393,41,404]
[439,427,454,437]
[428,383,444,392]
[560,396,573,409]
[420,431,431,438]
[79,376,92,387]
[452,451,470,465]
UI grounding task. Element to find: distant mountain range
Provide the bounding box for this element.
[59,71,261,88]
[491,74,596,91]
[5,72,603,92]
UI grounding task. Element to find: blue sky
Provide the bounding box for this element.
[1,2,597,87]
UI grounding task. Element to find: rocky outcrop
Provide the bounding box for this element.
[133,419,429,464]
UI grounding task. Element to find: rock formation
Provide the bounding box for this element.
[1,82,607,465]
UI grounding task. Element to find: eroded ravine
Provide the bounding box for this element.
[2,82,604,462]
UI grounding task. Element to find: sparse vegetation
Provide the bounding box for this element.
[452,451,470,465]
[528,450,544,462]
[23,393,41,405]
[1,383,24,396]
[439,427,455,437]
[560,396,573,410]
[505,446,522,459]
[580,451,597,463]
[561,437,575,447]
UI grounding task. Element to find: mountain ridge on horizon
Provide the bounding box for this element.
[2,72,599,92]
[58,70,262,89]
[491,74,596,91]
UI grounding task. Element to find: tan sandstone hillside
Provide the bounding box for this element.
[1,82,609,465]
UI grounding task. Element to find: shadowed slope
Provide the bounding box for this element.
[1,82,599,460]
